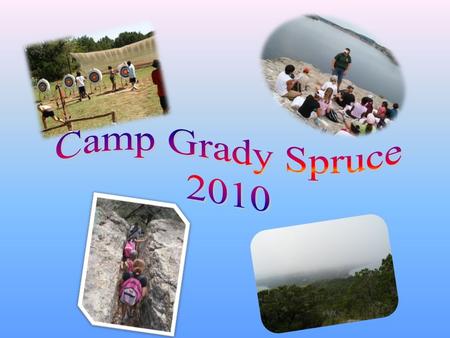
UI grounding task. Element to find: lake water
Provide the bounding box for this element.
[262,17,405,103]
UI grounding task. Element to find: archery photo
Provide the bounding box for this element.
[25,23,169,137]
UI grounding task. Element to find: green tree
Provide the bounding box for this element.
[257,254,398,333]
[26,39,71,81]
[96,36,114,50]
[113,31,146,48]
[74,35,98,52]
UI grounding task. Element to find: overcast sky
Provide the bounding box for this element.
[251,215,391,281]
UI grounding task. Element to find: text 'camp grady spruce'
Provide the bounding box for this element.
[55,128,402,182]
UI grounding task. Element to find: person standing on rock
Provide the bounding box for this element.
[275,64,302,100]
[332,48,352,90]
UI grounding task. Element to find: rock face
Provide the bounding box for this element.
[82,206,127,323]
[262,57,393,134]
[81,198,186,332]
[139,219,185,331]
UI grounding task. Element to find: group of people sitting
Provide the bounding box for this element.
[119,224,148,324]
[275,64,400,136]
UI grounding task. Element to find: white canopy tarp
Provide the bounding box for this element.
[70,37,158,73]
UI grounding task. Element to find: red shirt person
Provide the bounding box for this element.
[151,60,168,113]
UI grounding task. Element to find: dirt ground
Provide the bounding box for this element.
[36,66,165,138]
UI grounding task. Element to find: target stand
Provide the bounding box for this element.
[118,63,130,89]
[63,74,77,97]
[37,78,51,101]
[88,68,103,94]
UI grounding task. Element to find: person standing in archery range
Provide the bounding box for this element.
[108,66,117,92]
[331,48,352,91]
[151,60,168,113]
[75,71,91,101]
[127,61,137,91]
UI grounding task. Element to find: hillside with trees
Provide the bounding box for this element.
[258,254,398,332]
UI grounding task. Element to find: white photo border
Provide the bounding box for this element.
[78,192,191,336]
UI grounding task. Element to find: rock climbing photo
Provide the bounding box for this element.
[262,15,405,136]
[78,193,189,336]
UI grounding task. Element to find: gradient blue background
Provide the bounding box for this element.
[0,1,449,337]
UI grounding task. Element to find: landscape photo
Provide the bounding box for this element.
[251,215,398,333]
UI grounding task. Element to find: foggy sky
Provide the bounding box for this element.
[251,215,391,281]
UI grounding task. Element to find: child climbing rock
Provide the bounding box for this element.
[119,259,148,324]
[122,237,146,260]
[121,250,138,272]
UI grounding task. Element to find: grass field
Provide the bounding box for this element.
[34,66,164,137]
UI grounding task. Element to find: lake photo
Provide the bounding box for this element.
[262,15,405,136]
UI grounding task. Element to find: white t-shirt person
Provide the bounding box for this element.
[275,71,292,96]
[76,75,85,88]
[321,81,338,96]
[128,63,136,79]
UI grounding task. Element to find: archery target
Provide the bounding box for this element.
[37,79,50,93]
[63,74,76,89]
[88,68,103,83]
[118,64,130,79]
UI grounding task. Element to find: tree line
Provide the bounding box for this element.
[258,254,398,333]
[26,31,153,82]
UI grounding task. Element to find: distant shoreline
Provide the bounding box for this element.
[306,15,399,66]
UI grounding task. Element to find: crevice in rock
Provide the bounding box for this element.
[82,198,186,332]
